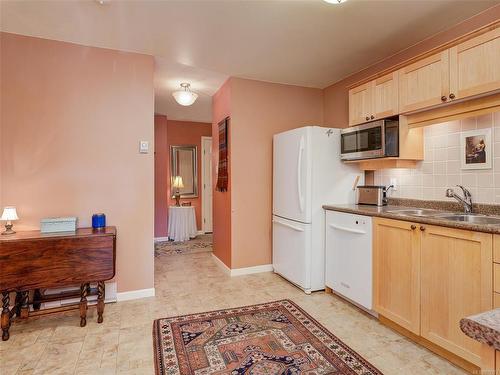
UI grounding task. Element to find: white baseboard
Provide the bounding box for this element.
[197,230,204,235]
[211,254,272,277]
[116,287,155,302]
[212,253,231,275]
[154,237,169,242]
[230,264,273,276]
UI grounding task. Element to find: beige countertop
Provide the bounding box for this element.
[460,309,500,350]
[322,203,500,234]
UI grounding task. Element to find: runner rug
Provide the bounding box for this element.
[153,299,382,375]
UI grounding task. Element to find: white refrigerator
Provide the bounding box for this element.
[272,126,363,294]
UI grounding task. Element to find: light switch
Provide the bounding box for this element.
[139,141,149,154]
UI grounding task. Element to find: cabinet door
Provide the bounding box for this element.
[349,82,373,126]
[373,218,421,334]
[420,225,492,366]
[449,28,500,101]
[373,72,399,119]
[399,50,450,113]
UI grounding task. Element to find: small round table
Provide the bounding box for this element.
[168,206,197,242]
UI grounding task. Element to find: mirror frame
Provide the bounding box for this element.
[170,145,198,198]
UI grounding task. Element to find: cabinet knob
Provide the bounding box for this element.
[371,115,375,120]
[441,96,447,102]
[449,93,455,100]
[411,225,416,230]
[365,116,370,121]
[420,225,426,231]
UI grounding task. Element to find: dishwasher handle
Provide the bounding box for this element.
[328,223,366,235]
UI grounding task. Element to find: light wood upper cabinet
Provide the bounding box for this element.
[398,51,450,113]
[373,217,421,334]
[420,224,492,366]
[373,72,399,119]
[348,82,373,126]
[449,28,500,101]
[348,72,398,126]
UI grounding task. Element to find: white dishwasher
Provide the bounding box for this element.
[325,210,373,312]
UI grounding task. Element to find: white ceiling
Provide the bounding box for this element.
[1,0,497,123]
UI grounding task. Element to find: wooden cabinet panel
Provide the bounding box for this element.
[349,82,373,126]
[449,28,500,101]
[496,350,500,372]
[420,225,492,366]
[494,234,500,263]
[494,293,500,309]
[373,218,420,334]
[495,263,500,293]
[399,51,450,113]
[373,72,399,119]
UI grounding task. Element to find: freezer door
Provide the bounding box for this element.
[273,127,312,223]
[272,216,311,290]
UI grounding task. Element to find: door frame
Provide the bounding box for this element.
[201,136,213,233]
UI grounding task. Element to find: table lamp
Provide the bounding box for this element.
[172,176,184,206]
[1,206,19,235]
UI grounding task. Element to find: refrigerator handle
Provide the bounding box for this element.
[297,136,305,213]
[272,218,304,232]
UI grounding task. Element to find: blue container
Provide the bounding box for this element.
[92,213,106,229]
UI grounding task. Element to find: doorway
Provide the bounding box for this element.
[202,136,213,233]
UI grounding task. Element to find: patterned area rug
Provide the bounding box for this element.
[152,299,381,375]
[155,234,212,257]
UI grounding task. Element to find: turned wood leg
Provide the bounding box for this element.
[97,281,105,324]
[14,292,22,317]
[1,292,11,341]
[33,289,42,311]
[79,283,88,327]
[20,291,29,319]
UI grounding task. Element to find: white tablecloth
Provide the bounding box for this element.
[168,206,197,242]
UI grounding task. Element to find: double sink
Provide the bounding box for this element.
[386,208,500,226]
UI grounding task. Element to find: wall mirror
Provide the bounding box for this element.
[170,145,198,198]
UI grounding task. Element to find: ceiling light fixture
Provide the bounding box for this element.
[172,83,198,106]
[323,0,347,4]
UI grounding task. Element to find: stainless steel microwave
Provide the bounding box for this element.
[340,118,399,161]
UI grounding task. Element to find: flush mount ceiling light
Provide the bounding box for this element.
[323,0,348,3]
[172,83,198,106]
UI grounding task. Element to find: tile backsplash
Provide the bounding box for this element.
[374,112,500,204]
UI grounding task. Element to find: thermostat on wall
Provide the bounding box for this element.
[139,141,149,154]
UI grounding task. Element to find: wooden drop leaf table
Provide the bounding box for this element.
[0,227,116,341]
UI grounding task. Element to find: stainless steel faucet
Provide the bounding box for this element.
[446,185,473,213]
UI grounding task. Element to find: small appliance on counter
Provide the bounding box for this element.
[356,185,393,206]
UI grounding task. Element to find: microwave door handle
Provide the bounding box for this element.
[381,121,386,157]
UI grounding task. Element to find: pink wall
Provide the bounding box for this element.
[154,114,169,237]
[324,5,500,128]
[230,78,323,269]
[0,33,155,293]
[211,79,232,268]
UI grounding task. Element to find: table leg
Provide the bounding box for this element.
[33,289,42,311]
[79,283,88,327]
[97,281,105,324]
[1,292,10,341]
[20,291,29,319]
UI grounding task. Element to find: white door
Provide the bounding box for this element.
[202,136,213,233]
[272,215,311,290]
[325,211,373,310]
[273,127,312,223]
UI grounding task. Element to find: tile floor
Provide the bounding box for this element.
[0,250,468,374]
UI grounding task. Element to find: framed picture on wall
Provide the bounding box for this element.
[460,128,492,170]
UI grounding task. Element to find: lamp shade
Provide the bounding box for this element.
[1,207,19,221]
[172,83,198,106]
[172,176,184,189]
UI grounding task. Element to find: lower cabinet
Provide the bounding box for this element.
[373,217,493,368]
[420,224,492,366]
[373,218,421,334]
